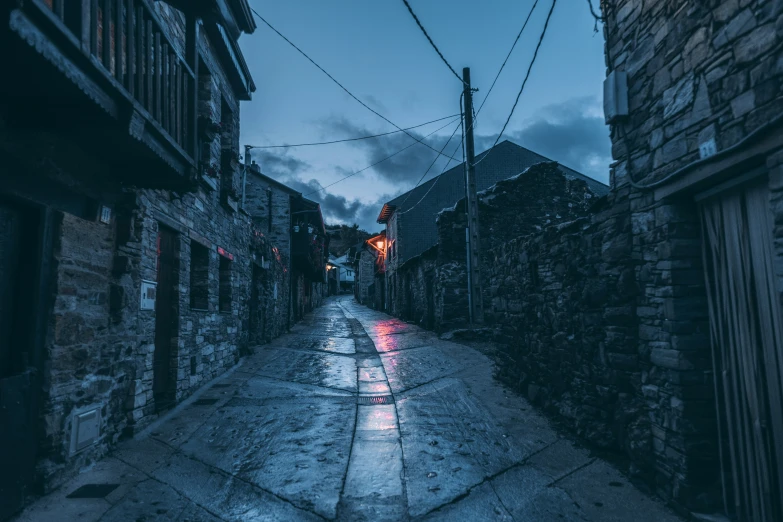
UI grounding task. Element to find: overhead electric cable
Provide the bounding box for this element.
[302,116,462,197]
[400,0,466,85]
[399,123,464,215]
[397,111,464,210]
[472,0,558,168]
[250,7,460,162]
[246,114,460,149]
[474,0,540,118]
[394,0,541,213]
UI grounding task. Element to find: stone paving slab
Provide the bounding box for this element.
[15,297,684,522]
[274,334,356,355]
[371,332,434,353]
[422,482,513,522]
[179,397,354,519]
[381,346,467,394]
[152,452,322,521]
[242,348,357,392]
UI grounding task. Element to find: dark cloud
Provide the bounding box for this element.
[321,116,462,184]
[278,176,388,232]
[476,97,611,183]
[248,149,311,179]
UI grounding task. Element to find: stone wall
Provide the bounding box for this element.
[436,162,598,330]
[396,249,438,330]
[247,233,290,345]
[485,189,651,478]
[41,212,131,487]
[601,0,783,510]
[356,249,375,305]
[243,168,294,258]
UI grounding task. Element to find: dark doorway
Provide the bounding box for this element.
[0,198,51,520]
[404,274,413,321]
[154,227,179,412]
[426,277,435,329]
[249,264,266,345]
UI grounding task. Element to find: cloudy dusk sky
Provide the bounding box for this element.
[238,1,610,232]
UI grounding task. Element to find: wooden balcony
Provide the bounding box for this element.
[1,0,199,190]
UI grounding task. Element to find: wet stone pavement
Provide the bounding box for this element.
[16,297,684,521]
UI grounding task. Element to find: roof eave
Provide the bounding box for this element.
[377,203,396,224]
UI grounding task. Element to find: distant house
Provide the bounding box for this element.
[376,140,608,319]
[244,162,329,326]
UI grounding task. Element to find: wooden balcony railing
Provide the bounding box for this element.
[38,0,196,160]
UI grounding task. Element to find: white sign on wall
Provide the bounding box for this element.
[140,280,157,310]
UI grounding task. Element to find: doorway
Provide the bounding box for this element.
[154,226,179,412]
[0,197,51,520]
[249,264,266,345]
[700,179,783,521]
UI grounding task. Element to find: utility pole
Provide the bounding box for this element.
[462,67,483,325]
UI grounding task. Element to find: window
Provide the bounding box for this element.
[190,243,209,310]
[219,255,232,313]
[347,270,352,276]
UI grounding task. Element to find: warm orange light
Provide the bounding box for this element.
[376,240,385,249]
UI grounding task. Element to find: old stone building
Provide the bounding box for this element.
[595,0,783,518]
[353,232,385,308]
[0,1,315,518]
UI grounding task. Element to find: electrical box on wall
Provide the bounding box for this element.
[604,70,629,124]
[69,407,101,455]
[140,280,157,310]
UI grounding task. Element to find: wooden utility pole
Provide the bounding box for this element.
[462,67,483,324]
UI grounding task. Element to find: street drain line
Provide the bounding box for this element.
[357,395,394,405]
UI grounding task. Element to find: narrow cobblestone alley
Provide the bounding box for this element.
[15,298,683,522]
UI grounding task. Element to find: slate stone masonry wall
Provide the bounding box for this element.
[601,0,783,510]
[435,163,598,331]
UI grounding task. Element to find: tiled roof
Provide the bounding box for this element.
[382,140,609,264]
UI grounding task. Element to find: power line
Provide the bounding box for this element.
[394,2,541,212]
[398,129,463,215]
[400,0,465,86]
[246,114,460,150]
[397,111,464,210]
[474,0,540,118]
[473,0,558,168]
[303,116,462,197]
[250,7,459,162]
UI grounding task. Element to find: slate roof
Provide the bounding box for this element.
[379,140,609,264]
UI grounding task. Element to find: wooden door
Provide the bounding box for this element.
[0,200,43,520]
[701,181,783,521]
[154,227,177,412]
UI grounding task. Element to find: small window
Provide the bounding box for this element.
[219,255,232,313]
[190,242,209,310]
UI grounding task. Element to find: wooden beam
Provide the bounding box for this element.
[185,14,199,160]
[90,0,98,55]
[115,0,124,85]
[135,5,144,99]
[126,0,135,95]
[162,44,169,131]
[176,62,182,146]
[146,19,153,111]
[102,0,111,69]
[154,31,161,122]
